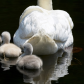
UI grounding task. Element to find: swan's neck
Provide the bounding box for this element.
[2,40,10,45]
[17,53,31,63]
[37,0,53,10]
[0,36,2,45]
[2,36,10,44]
[16,53,26,63]
[3,40,10,44]
[19,52,31,58]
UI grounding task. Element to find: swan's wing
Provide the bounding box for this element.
[13,29,28,48]
[19,11,42,39]
[50,16,69,41]
[50,10,74,29]
[19,10,56,39]
[14,11,50,47]
[14,8,74,48]
[19,6,44,24]
[49,10,74,47]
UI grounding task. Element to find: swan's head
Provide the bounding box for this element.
[1,31,11,44]
[23,43,33,55]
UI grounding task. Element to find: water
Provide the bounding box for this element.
[0,0,84,84]
[0,46,73,84]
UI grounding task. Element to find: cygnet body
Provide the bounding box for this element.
[16,43,43,69]
[0,31,22,57]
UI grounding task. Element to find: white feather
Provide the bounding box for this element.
[13,0,74,55]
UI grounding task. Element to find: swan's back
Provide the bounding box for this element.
[19,6,44,24]
[50,10,74,29]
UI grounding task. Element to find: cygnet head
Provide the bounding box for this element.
[23,43,33,55]
[1,31,11,44]
[0,36,2,45]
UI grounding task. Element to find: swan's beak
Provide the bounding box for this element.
[27,33,58,55]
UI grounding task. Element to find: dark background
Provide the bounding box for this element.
[0,0,84,84]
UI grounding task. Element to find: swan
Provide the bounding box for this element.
[0,31,22,60]
[13,0,74,55]
[16,43,43,69]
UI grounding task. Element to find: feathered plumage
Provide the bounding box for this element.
[13,0,74,55]
[0,31,22,58]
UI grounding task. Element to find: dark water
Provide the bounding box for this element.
[0,0,84,84]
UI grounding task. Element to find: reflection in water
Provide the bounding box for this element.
[72,57,82,65]
[73,47,83,53]
[17,66,41,84]
[0,46,73,83]
[0,57,18,71]
[17,66,42,83]
[16,46,73,84]
[72,47,82,65]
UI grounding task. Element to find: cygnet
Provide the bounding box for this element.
[16,43,43,69]
[0,31,22,60]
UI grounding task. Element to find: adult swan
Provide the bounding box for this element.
[13,0,74,55]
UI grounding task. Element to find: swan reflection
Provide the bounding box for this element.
[16,45,73,84]
[0,57,18,71]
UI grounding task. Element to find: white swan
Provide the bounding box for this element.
[16,43,43,69]
[13,0,74,55]
[0,31,22,59]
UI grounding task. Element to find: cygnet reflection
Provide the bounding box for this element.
[0,57,18,71]
[16,65,42,83]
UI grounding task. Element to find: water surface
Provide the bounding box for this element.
[0,0,84,84]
